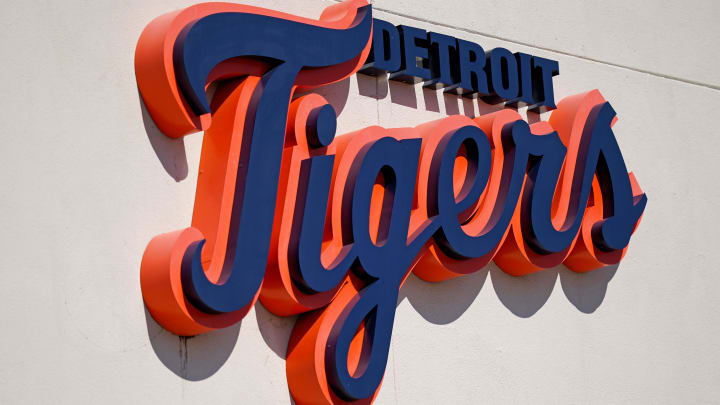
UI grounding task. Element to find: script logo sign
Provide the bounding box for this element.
[136,1,647,403]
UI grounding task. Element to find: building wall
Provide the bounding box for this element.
[1,0,718,403]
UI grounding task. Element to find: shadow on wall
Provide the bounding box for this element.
[144,307,241,381]
[139,93,189,182]
[139,72,620,386]
[559,263,619,313]
[399,263,618,323]
[295,77,351,115]
[398,267,490,325]
[357,73,506,117]
[254,302,298,360]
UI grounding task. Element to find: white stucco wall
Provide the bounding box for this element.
[1,0,718,403]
